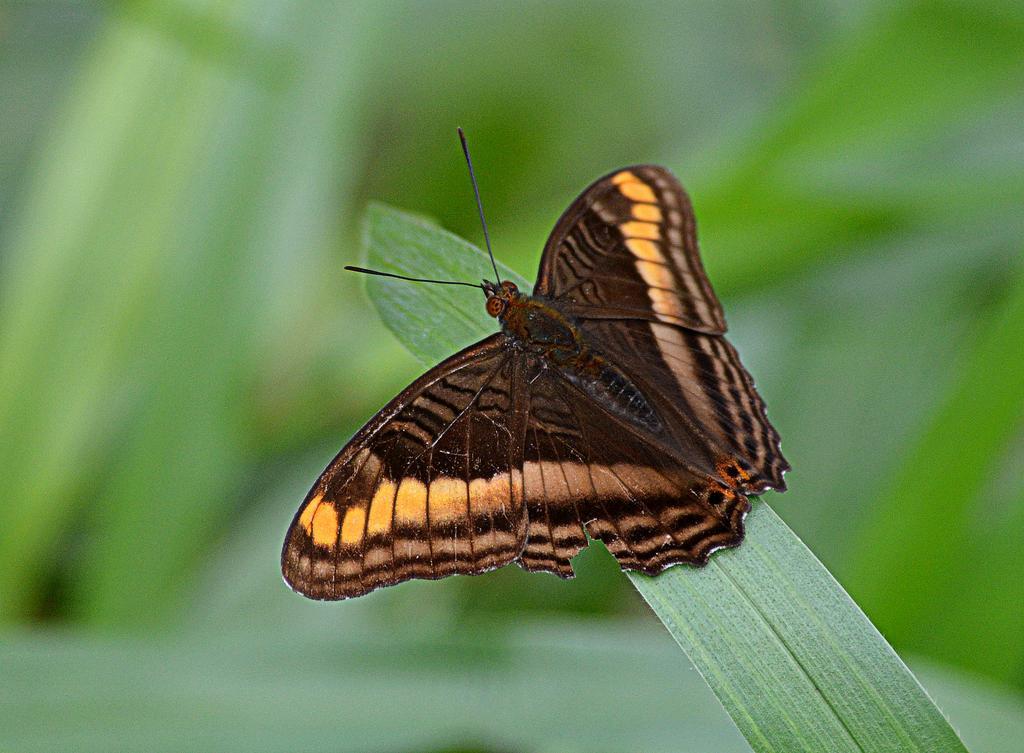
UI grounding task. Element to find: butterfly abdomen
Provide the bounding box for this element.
[562,353,662,433]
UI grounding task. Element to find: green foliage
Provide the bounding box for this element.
[0,1,1022,750]
[847,270,1024,681]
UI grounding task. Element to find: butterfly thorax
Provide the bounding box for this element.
[499,292,580,358]
[491,287,662,432]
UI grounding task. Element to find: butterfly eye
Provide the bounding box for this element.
[486,296,505,317]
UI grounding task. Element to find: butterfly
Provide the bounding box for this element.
[282,158,788,600]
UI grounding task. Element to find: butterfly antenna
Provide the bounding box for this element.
[457,127,501,285]
[345,266,484,290]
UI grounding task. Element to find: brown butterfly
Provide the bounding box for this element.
[282,142,788,600]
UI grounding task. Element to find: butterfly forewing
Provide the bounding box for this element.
[282,334,527,600]
[535,165,727,334]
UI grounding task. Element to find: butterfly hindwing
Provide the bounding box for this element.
[576,318,789,492]
[517,359,750,577]
[281,334,527,600]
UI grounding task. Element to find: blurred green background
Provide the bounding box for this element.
[1,1,1022,751]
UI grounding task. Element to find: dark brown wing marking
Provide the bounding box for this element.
[534,165,727,334]
[281,334,527,600]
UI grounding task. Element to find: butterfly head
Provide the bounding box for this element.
[483,280,520,318]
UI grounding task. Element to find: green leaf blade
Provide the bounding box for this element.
[363,203,970,753]
[633,505,968,752]
[360,203,529,366]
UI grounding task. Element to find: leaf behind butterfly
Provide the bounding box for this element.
[361,203,529,365]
